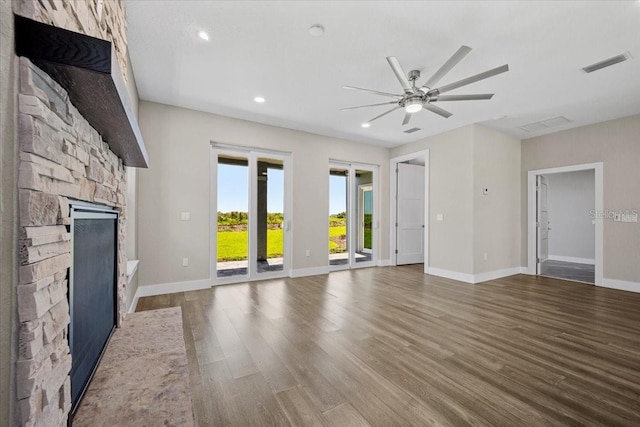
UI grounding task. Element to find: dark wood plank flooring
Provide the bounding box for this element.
[137,265,640,426]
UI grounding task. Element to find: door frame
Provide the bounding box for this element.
[210,142,293,286]
[358,184,373,254]
[526,162,603,285]
[389,149,429,272]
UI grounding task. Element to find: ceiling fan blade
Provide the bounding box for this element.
[402,112,411,126]
[423,45,472,89]
[423,103,452,119]
[368,106,402,123]
[386,57,414,94]
[432,94,494,102]
[342,85,402,98]
[340,101,399,111]
[431,64,509,95]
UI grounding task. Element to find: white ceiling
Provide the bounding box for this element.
[125,1,640,148]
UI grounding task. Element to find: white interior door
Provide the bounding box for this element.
[396,163,424,265]
[537,175,550,275]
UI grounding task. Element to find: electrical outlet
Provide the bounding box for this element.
[305,249,310,257]
[483,252,488,261]
[482,187,489,195]
[182,258,189,267]
[181,212,191,221]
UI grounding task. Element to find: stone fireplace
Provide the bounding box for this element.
[17,57,128,426]
[12,1,143,425]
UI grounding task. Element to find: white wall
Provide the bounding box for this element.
[137,101,389,288]
[522,114,640,285]
[546,170,595,263]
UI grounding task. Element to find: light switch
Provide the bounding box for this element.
[482,187,489,195]
[181,212,191,221]
[436,214,444,221]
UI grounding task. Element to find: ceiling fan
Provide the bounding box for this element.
[341,46,509,126]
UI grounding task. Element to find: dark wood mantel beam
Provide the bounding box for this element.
[14,15,149,168]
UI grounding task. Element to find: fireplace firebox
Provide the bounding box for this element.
[69,202,119,415]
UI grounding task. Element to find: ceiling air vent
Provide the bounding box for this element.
[519,116,571,133]
[404,127,421,134]
[582,53,630,74]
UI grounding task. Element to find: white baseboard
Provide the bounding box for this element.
[426,267,475,284]
[473,267,524,284]
[549,255,595,265]
[290,266,330,278]
[134,278,211,299]
[601,278,640,293]
[127,295,139,314]
[427,266,523,284]
[376,259,391,267]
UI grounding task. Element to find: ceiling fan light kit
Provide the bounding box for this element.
[341,45,509,127]
[404,98,423,113]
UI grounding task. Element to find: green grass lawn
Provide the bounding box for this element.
[217,229,284,261]
[217,225,372,261]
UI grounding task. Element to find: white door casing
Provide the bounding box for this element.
[536,175,550,275]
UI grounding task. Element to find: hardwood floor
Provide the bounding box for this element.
[136,265,640,426]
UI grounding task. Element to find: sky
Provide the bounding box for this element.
[217,164,347,214]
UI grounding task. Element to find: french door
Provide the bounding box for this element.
[328,162,377,270]
[211,145,291,285]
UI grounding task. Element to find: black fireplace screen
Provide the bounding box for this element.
[69,206,118,412]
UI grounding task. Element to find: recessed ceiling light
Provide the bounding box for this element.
[254,96,265,103]
[308,25,324,37]
[197,30,209,41]
[361,123,370,128]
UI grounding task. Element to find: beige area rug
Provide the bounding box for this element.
[73,307,194,426]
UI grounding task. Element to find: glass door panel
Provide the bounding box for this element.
[329,167,349,267]
[255,157,285,276]
[357,183,373,263]
[216,154,249,278]
[355,168,374,266]
[213,147,290,284]
[329,163,376,269]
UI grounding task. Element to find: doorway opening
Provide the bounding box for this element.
[211,144,291,285]
[527,163,603,285]
[390,150,429,271]
[328,162,377,269]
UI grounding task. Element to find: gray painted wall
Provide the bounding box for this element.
[136,101,390,287]
[390,126,476,274]
[546,170,595,262]
[522,114,640,283]
[390,124,521,277]
[473,125,521,274]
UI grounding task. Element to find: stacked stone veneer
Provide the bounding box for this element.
[16,57,128,426]
[13,1,131,425]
